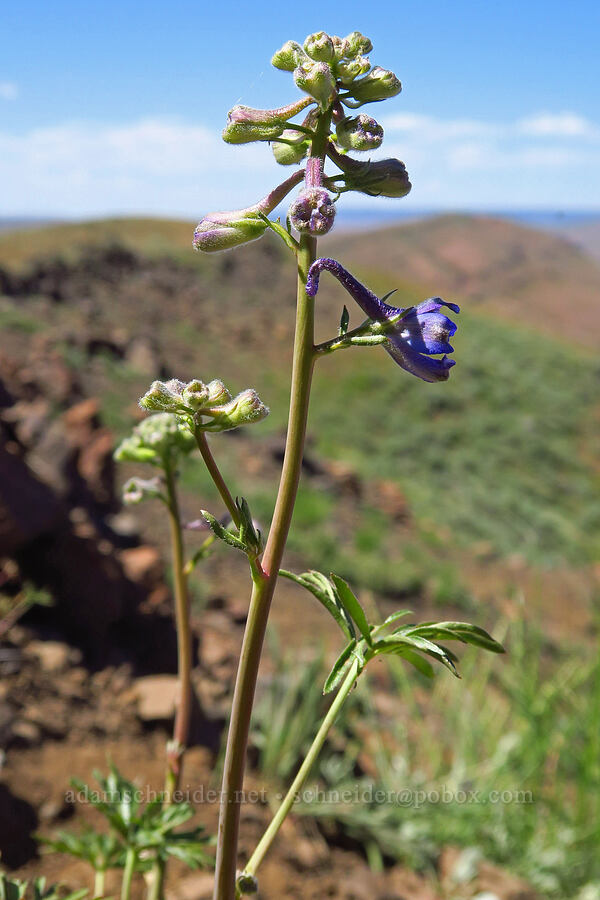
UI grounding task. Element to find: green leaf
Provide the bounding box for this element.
[394,648,435,678]
[427,621,505,654]
[330,574,373,646]
[381,610,412,628]
[235,497,263,557]
[201,510,246,552]
[323,640,357,694]
[279,570,355,641]
[339,305,350,336]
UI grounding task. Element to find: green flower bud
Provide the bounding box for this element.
[336,155,411,198]
[346,67,402,104]
[294,61,337,110]
[336,114,383,151]
[203,389,269,432]
[336,56,371,86]
[331,35,346,60]
[272,129,310,165]
[193,216,268,253]
[139,379,187,412]
[343,31,373,58]
[303,31,335,63]
[222,97,313,145]
[114,414,195,466]
[206,379,232,406]
[271,40,306,71]
[194,169,305,253]
[181,379,209,410]
[122,476,164,505]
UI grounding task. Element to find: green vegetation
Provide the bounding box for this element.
[308,309,600,566]
[250,619,600,899]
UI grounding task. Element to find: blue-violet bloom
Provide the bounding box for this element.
[306,258,459,382]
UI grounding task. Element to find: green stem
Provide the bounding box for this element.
[212,233,317,900]
[211,107,331,900]
[147,859,165,900]
[120,848,137,900]
[93,869,105,899]
[244,660,360,877]
[195,429,241,527]
[164,465,193,796]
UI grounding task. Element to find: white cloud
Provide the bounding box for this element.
[517,113,597,138]
[0,117,280,216]
[0,82,18,100]
[1,110,600,216]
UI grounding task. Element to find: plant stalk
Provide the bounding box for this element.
[93,869,105,899]
[120,848,137,900]
[212,108,331,900]
[244,660,360,876]
[164,465,193,796]
[195,429,241,527]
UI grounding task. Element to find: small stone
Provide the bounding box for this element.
[121,545,163,586]
[26,639,70,672]
[133,675,178,721]
[11,719,42,744]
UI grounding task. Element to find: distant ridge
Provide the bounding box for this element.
[324,213,600,349]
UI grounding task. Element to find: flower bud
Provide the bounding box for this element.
[204,389,269,432]
[331,35,346,60]
[222,97,313,145]
[336,56,371,86]
[288,187,336,236]
[114,414,195,466]
[294,61,336,110]
[336,114,383,151]
[340,157,411,198]
[139,379,187,413]
[342,31,373,58]
[193,216,268,253]
[272,130,311,165]
[181,379,209,410]
[194,169,305,253]
[206,379,232,406]
[303,31,335,63]
[271,40,306,71]
[347,67,402,104]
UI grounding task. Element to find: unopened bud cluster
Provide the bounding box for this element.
[194,29,410,252]
[139,378,269,433]
[114,414,196,467]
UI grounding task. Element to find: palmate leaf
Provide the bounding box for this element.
[409,621,505,654]
[280,570,356,641]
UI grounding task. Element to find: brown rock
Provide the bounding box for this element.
[11,719,42,745]
[77,428,116,505]
[133,674,178,721]
[121,545,163,587]
[0,444,63,553]
[26,639,70,672]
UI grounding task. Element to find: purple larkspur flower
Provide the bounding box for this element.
[306,258,459,382]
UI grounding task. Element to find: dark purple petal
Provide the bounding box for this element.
[399,308,457,355]
[415,296,460,315]
[386,339,456,382]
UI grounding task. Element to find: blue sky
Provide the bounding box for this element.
[2,0,599,217]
